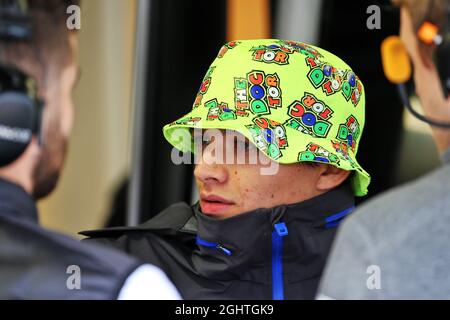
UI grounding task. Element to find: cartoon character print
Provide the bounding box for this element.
[217,41,240,58]
[250,40,323,65]
[330,140,358,169]
[305,56,362,107]
[194,66,215,108]
[174,116,202,126]
[277,40,323,59]
[250,43,291,65]
[233,77,251,117]
[248,38,362,109]
[253,117,289,150]
[298,143,340,165]
[284,92,334,138]
[246,118,288,160]
[245,70,282,116]
[204,99,237,121]
[202,70,281,121]
[336,115,360,152]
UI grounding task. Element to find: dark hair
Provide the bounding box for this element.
[0,0,80,71]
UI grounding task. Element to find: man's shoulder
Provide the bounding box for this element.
[345,164,450,239]
[80,202,197,276]
[0,214,142,299]
[319,164,450,299]
[80,202,197,240]
[0,212,140,270]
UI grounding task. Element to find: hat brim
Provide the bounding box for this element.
[163,110,370,197]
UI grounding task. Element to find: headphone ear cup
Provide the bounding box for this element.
[0,92,35,167]
[33,99,44,146]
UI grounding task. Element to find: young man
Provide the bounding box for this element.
[0,0,180,299]
[318,0,450,299]
[83,39,371,299]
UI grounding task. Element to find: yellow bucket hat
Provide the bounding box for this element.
[163,39,370,196]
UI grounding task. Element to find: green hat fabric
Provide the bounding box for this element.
[163,39,370,196]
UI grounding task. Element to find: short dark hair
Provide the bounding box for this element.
[0,0,80,72]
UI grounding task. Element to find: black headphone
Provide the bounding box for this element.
[0,0,43,167]
[0,65,43,167]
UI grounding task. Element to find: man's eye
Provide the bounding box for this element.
[193,136,213,147]
[203,139,213,146]
[235,138,255,151]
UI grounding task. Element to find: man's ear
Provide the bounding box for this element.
[400,7,435,71]
[316,165,351,192]
[417,44,436,70]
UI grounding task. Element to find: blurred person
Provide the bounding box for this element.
[318,0,450,299]
[0,0,180,299]
[83,39,371,299]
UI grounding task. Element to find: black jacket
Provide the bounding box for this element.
[0,178,142,299]
[82,183,355,299]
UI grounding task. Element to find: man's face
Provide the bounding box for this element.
[194,130,327,219]
[32,33,79,199]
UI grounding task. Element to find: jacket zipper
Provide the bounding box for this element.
[196,236,232,256]
[272,222,288,300]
